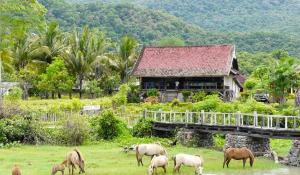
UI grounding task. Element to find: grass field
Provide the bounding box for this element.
[0,142,283,175]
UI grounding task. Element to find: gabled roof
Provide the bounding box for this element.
[132,45,236,77]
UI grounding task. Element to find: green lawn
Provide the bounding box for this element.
[0,142,282,175]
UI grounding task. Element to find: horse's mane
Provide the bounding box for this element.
[73,148,84,162]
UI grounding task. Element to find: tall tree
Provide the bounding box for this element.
[108,35,138,83]
[63,27,109,98]
[0,0,46,47]
[269,57,300,105]
[37,57,74,99]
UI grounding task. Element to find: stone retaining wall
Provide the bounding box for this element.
[224,134,270,154]
[176,129,214,147]
[285,140,300,167]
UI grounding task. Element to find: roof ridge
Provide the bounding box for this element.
[144,44,234,49]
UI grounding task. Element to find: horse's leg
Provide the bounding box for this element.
[173,164,180,173]
[68,166,71,175]
[243,158,246,168]
[223,157,227,168]
[226,158,231,168]
[71,165,74,175]
[141,157,144,166]
[62,170,64,175]
[163,165,166,173]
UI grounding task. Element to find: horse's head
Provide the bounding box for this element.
[79,160,85,174]
[147,165,154,175]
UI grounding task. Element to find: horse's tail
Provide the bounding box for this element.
[73,148,84,162]
[246,149,255,166]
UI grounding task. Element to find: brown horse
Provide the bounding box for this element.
[66,148,85,175]
[11,165,21,175]
[52,160,67,175]
[223,147,254,168]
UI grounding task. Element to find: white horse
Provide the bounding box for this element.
[173,153,204,175]
[136,143,167,166]
[148,155,168,175]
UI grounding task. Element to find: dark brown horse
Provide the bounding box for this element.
[11,165,21,175]
[223,147,254,168]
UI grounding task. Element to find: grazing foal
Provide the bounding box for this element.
[52,160,67,175]
[12,165,21,175]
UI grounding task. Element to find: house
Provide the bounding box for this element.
[132,45,245,102]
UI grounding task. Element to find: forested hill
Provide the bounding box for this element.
[68,0,300,34]
[41,0,300,57]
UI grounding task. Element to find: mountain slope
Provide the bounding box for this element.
[41,0,300,57]
[68,0,300,34]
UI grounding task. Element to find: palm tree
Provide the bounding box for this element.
[0,49,14,73]
[13,34,41,71]
[108,35,138,83]
[63,27,109,98]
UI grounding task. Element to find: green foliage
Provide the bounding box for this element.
[146,88,158,97]
[192,94,222,112]
[171,98,180,107]
[63,26,109,98]
[4,87,23,101]
[269,57,300,105]
[84,80,101,98]
[237,99,276,114]
[61,115,89,145]
[181,90,191,102]
[90,110,126,140]
[110,35,138,83]
[244,78,259,91]
[155,36,185,46]
[132,117,153,137]
[0,116,36,145]
[112,84,129,106]
[37,57,74,96]
[192,91,206,102]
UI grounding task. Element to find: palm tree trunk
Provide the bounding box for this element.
[79,78,83,99]
[51,92,55,99]
[58,92,61,99]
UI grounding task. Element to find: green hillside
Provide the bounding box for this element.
[41,0,300,56]
[68,0,300,34]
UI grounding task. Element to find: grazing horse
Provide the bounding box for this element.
[11,165,21,175]
[52,160,67,175]
[148,155,168,175]
[66,148,85,175]
[223,147,254,168]
[173,153,204,175]
[136,143,167,166]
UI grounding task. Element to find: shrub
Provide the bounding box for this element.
[192,94,222,111]
[147,88,158,97]
[112,84,129,106]
[171,98,180,107]
[181,90,191,102]
[4,87,23,101]
[237,99,277,114]
[133,118,153,137]
[144,96,159,104]
[0,116,36,145]
[192,91,206,102]
[61,115,89,145]
[90,110,126,140]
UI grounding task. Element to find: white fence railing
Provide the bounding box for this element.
[143,109,300,130]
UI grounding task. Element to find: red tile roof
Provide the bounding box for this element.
[132,45,235,77]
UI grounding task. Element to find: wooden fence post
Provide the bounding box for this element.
[201,110,205,124]
[254,111,258,127]
[185,110,189,123]
[144,109,148,119]
[285,116,288,129]
[236,111,241,126]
